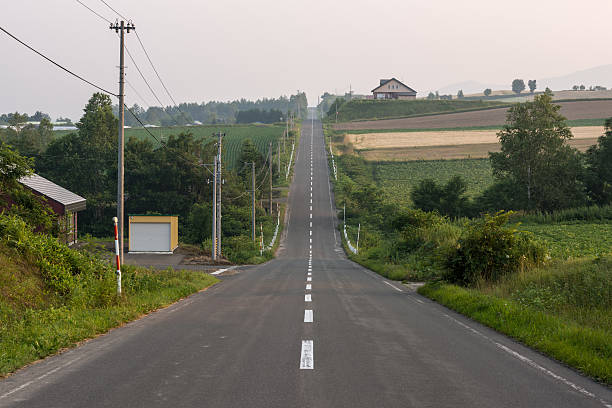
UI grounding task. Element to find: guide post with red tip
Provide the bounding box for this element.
[113,217,122,295]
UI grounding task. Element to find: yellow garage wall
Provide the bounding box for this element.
[128,215,179,252]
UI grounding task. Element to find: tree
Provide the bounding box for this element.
[584,118,612,205]
[580,84,586,90]
[7,112,29,132]
[572,85,579,91]
[489,91,585,211]
[457,90,464,98]
[427,92,436,100]
[484,88,492,97]
[512,79,525,94]
[528,79,537,93]
[411,176,470,218]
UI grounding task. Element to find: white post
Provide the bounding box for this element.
[356,223,361,254]
[113,217,121,295]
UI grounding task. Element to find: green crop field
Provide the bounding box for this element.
[520,222,612,260]
[332,99,506,122]
[372,158,495,205]
[54,124,286,169]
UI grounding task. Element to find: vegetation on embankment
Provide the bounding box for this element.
[0,215,218,377]
[419,256,612,385]
[327,98,506,122]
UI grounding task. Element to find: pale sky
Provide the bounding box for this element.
[1,0,611,120]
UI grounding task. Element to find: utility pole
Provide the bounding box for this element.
[277,140,281,177]
[251,161,256,240]
[212,155,217,261]
[215,132,224,258]
[269,143,273,215]
[110,20,134,265]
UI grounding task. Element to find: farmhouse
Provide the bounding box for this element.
[372,78,417,100]
[18,174,86,245]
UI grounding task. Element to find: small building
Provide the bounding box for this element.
[371,78,417,100]
[129,215,178,253]
[19,174,86,245]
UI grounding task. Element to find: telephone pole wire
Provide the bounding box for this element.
[110,20,134,265]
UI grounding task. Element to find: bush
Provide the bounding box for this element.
[445,211,546,286]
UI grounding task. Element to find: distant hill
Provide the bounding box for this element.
[432,64,612,96]
[539,64,612,90]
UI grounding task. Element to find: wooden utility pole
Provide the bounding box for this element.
[269,143,273,214]
[212,155,217,260]
[215,132,224,258]
[277,140,281,177]
[110,20,134,265]
[251,161,256,240]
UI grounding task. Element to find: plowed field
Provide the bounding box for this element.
[333,100,612,131]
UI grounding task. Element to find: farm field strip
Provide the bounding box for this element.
[346,126,604,150]
[333,100,612,131]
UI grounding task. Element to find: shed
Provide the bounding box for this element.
[128,215,178,253]
[19,174,86,245]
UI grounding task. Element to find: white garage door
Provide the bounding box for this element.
[130,223,171,252]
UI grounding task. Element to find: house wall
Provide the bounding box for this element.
[375,80,414,94]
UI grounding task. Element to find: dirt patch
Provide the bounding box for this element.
[358,137,599,161]
[347,126,604,150]
[334,100,612,131]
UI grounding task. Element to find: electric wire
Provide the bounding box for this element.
[124,44,166,108]
[0,25,117,97]
[99,0,128,21]
[75,0,112,23]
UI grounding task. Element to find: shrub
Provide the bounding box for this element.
[445,211,546,286]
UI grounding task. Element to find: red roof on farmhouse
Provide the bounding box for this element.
[19,174,86,212]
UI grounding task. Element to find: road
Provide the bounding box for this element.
[1,109,611,407]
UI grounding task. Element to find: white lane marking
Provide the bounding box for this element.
[304,310,313,323]
[310,221,312,227]
[305,294,312,301]
[442,313,612,408]
[308,272,312,276]
[307,277,312,282]
[211,266,237,276]
[383,281,403,292]
[306,284,311,290]
[310,205,312,211]
[310,198,312,204]
[0,354,84,400]
[308,268,312,272]
[310,230,312,236]
[310,238,312,243]
[300,340,314,370]
[310,214,312,219]
[414,298,424,304]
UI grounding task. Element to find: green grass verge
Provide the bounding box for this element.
[418,280,612,385]
[0,267,217,377]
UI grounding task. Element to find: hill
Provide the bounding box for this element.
[330,99,505,122]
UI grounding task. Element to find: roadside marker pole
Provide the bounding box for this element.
[112,217,122,295]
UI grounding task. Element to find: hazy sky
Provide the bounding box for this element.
[1,0,611,120]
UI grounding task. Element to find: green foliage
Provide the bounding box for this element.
[484,88,492,96]
[490,92,586,212]
[0,142,32,189]
[411,175,471,218]
[235,109,283,124]
[327,97,345,117]
[183,202,212,245]
[584,118,612,205]
[331,99,503,122]
[457,89,464,98]
[445,211,546,286]
[512,79,525,94]
[528,79,537,93]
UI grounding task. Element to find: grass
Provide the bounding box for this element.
[372,159,494,205]
[54,123,286,169]
[418,256,612,385]
[331,99,506,122]
[0,215,219,377]
[520,222,612,260]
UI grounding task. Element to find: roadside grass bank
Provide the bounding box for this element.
[418,256,612,385]
[0,215,219,377]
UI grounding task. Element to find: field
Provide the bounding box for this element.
[339,126,601,161]
[373,159,494,205]
[331,99,506,122]
[333,99,612,131]
[54,124,286,169]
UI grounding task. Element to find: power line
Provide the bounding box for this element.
[123,43,166,107]
[134,31,180,108]
[99,0,128,21]
[126,80,153,108]
[75,0,112,23]
[0,25,117,97]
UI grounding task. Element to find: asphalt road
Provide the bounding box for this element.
[1,109,611,407]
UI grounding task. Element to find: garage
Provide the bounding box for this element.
[128,215,178,253]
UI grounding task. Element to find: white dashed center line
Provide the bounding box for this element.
[304,310,313,323]
[300,340,314,369]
